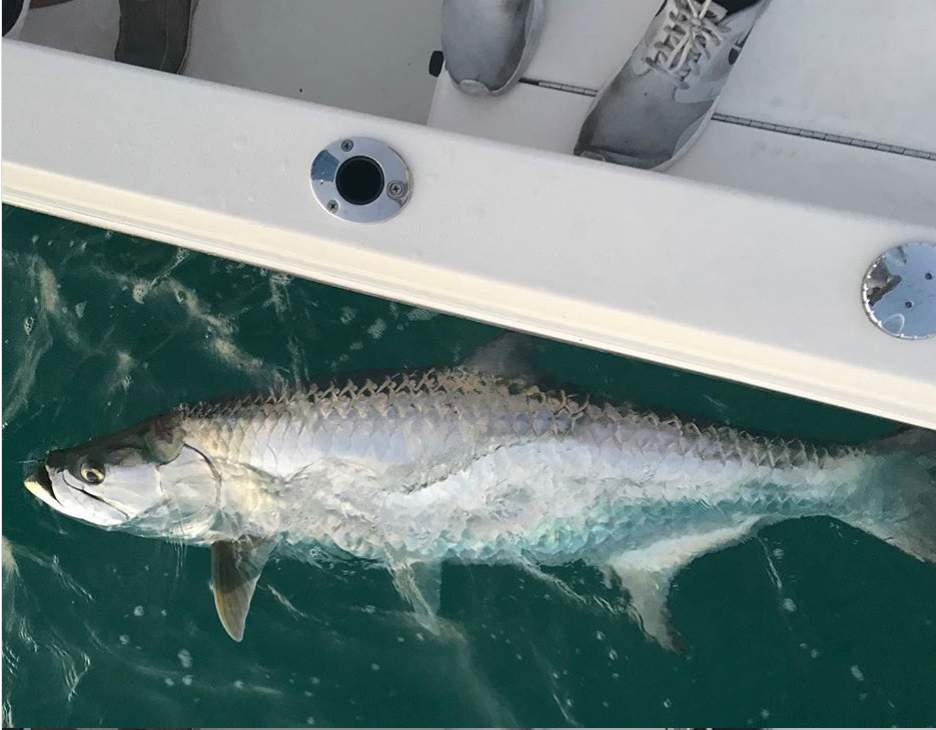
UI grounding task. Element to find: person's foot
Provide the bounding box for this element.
[574,0,770,170]
[3,0,29,38]
[441,0,545,96]
[115,0,197,73]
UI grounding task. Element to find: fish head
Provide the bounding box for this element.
[24,413,212,530]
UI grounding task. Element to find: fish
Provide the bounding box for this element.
[23,335,936,646]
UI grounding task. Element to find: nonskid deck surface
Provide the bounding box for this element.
[16,0,443,124]
[18,0,936,224]
[429,0,936,225]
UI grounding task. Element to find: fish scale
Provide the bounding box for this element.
[178,369,865,485]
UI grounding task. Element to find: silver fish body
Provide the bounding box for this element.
[26,360,935,644]
[175,368,872,562]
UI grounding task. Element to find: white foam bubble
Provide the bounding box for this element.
[266,584,307,618]
[406,307,438,322]
[211,337,264,371]
[367,319,387,340]
[132,282,149,304]
[1,538,16,578]
[166,280,234,336]
[265,273,293,315]
[111,351,136,392]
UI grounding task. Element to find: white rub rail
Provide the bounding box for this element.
[2,41,935,429]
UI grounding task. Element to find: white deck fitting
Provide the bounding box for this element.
[429,0,936,226]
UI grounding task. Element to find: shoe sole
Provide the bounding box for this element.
[495,0,545,95]
[650,101,717,171]
[454,0,546,96]
[575,86,720,172]
[5,0,31,39]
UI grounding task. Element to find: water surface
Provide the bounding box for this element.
[3,205,935,726]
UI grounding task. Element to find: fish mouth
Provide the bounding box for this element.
[24,464,57,505]
[25,464,128,525]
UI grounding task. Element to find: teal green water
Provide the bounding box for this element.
[3,205,935,727]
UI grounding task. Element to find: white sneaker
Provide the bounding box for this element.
[441,0,545,96]
[575,0,770,170]
[3,0,30,38]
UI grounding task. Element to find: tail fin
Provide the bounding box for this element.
[874,427,936,462]
[857,428,936,564]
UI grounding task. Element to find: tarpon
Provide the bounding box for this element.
[24,337,936,646]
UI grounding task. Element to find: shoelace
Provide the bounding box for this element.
[647,0,726,87]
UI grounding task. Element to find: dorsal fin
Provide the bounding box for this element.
[211,536,275,641]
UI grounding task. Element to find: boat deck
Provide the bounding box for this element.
[4,0,935,427]
[19,0,936,225]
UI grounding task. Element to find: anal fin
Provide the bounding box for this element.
[605,518,762,651]
[390,561,443,632]
[211,536,275,641]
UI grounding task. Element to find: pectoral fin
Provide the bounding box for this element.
[605,519,763,651]
[211,536,275,641]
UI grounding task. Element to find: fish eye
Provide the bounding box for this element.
[78,461,106,485]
